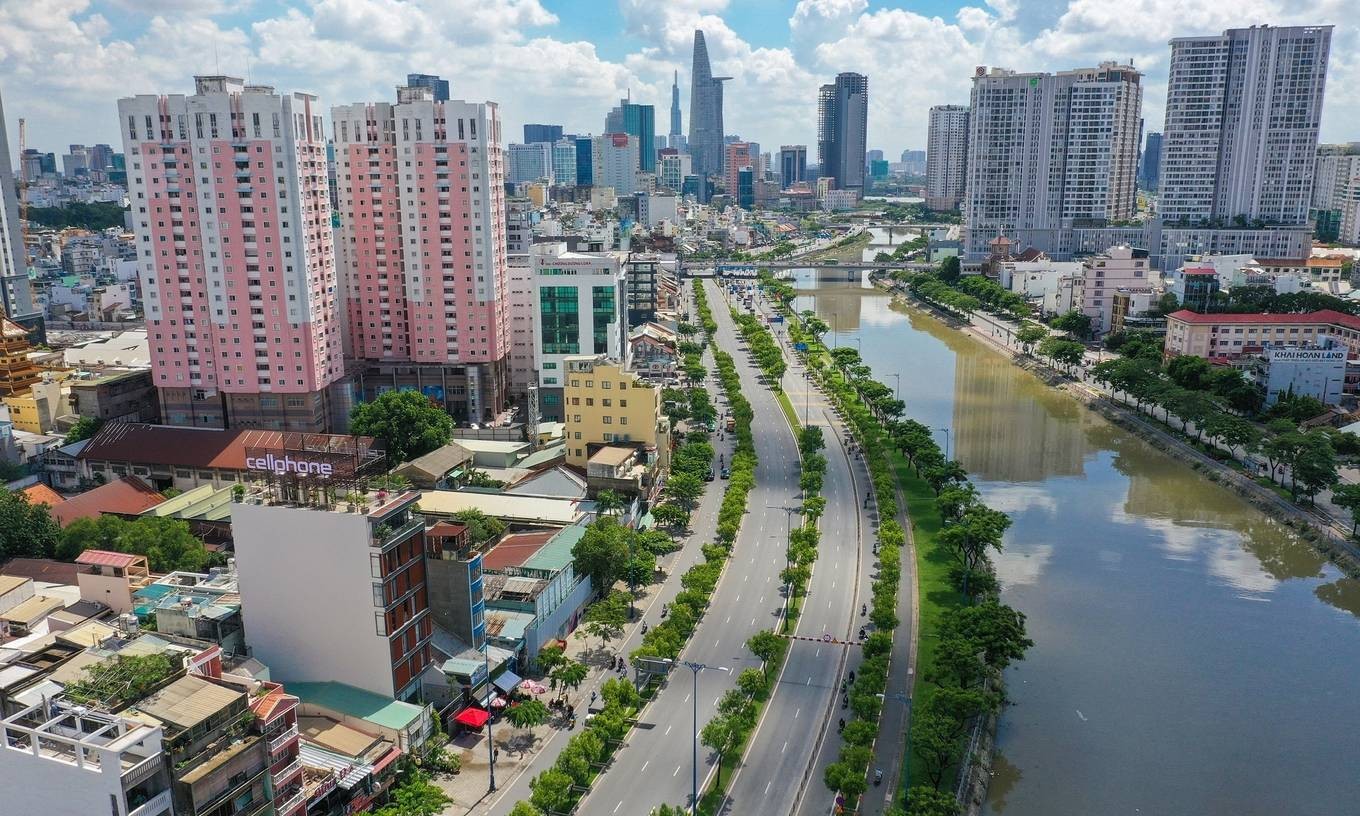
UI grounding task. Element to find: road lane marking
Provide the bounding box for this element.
[614,802,623,813]
[642,761,650,773]
[665,725,672,736]
[782,740,788,753]
[795,708,800,719]
[674,765,681,777]
[726,615,731,623]
[714,639,720,649]
[684,693,690,703]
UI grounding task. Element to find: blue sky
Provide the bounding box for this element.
[1,0,1355,159]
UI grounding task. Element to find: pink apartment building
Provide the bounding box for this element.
[118,76,343,431]
[331,84,511,423]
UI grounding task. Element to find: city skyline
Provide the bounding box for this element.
[3,2,1356,161]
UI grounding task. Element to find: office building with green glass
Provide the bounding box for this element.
[529,243,626,420]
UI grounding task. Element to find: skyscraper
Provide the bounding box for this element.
[688,30,730,178]
[507,142,553,184]
[817,72,868,197]
[332,83,510,423]
[119,76,342,430]
[1312,143,1360,244]
[925,104,969,211]
[605,100,656,172]
[576,136,595,186]
[1140,131,1162,191]
[523,123,563,144]
[551,138,578,187]
[1158,25,1332,227]
[406,73,450,102]
[780,145,807,189]
[670,70,682,138]
[0,86,36,326]
[963,63,1142,258]
[724,141,751,199]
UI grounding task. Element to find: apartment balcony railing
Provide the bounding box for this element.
[266,723,298,755]
[121,753,163,789]
[275,787,307,816]
[272,758,304,786]
[127,788,173,816]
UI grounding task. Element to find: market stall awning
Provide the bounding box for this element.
[493,670,523,694]
[453,707,490,728]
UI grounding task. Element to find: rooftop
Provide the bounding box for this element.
[20,483,65,508]
[1167,309,1360,329]
[419,489,591,526]
[588,445,637,467]
[79,422,380,473]
[0,558,79,585]
[75,549,146,570]
[481,530,558,570]
[51,476,166,526]
[121,674,240,733]
[523,521,587,572]
[288,681,425,732]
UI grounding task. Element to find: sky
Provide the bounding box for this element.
[1,0,1356,161]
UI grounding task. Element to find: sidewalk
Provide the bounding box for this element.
[447,291,737,816]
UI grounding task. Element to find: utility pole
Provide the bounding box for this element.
[682,660,729,814]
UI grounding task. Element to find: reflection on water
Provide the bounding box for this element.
[791,271,1360,816]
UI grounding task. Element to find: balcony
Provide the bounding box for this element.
[272,757,304,786]
[122,753,164,789]
[266,724,298,755]
[128,789,173,816]
[373,515,423,548]
[275,786,307,816]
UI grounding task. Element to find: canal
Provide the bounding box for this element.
[790,267,1360,816]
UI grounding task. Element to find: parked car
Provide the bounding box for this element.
[705,470,716,482]
[721,467,730,479]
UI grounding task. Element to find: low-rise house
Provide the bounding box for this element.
[74,550,152,615]
[50,475,166,527]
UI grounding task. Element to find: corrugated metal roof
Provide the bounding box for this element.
[299,741,373,790]
[75,549,143,569]
[124,675,240,731]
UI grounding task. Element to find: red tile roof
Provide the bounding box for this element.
[481,530,556,570]
[21,483,65,508]
[1166,309,1360,330]
[0,558,79,584]
[74,549,144,569]
[51,476,167,527]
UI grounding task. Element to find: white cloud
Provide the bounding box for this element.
[1,0,1355,161]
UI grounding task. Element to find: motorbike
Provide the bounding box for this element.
[641,622,649,634]
[874,769,883,786]
[861,604,867,617]
[837,719,845,733]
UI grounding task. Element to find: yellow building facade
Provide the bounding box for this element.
[561,356,669,469]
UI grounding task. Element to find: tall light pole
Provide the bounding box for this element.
[832,312,839,349]
[889,373,901,401]
[935,427,951,460]
[683,661,729,815]
[876,692,912,800]
[483,641,496,792]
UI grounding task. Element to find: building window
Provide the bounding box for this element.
[540,286,580,354]
[592,286,615,354]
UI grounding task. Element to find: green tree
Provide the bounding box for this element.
[371,768,451,816]
[736,667,768,699]
[941,599,1033,670]
[508,801,543,816]
[0,489,61,560]
[1052,309,1093,339]
[1015,324,1048,356]
[58,515,217,573]
[504,699,551,732]
[1166,355,1211,390]
[572,517,632,591]
[528,769,574,815]
[746,629,785,670]
[450,508,506,546]
[937,256,961,285]
[1331,483,1360,536]
[64,416,105,443]
[906,785,962,816]
[665,472,705,520]
[1291,431,1339,504]
[550,660,588,698]
[651,503,689,529]
[911,707,963,789]
[349,390,453,465]
[595,489,626,516]
[700,715,744,786]
[578,591,630,650]
[824,759,868,798]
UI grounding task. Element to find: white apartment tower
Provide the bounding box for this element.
[963,63,1142,259]
[118,76,343,431]
[1313,144,1360,244]
[925,104,969,211]
[1158,25,1333,227]
[530,242,625,421]
[330,85,511,422]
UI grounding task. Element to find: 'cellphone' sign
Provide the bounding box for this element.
[245,453,335,478]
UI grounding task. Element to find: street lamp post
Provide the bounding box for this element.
[832,312,839,349]
[483,642,497,792]
[935,427,951,460]
[876,692,912,799]
[682,661,729,815]
[889,373,901,401]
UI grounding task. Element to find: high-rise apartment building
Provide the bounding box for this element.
[593,134,641,195]
[1158,25,1332,227]
[817,73,868,197]
[551,139,578,187]
[531,243,625,420]
[780,145,807,189]
[1140,131,1162,191]
[1313,143,1360,244]
[925,104,969,211]
[523,123,564,145]
[724,141,751,198]
[963,63,1142,258]
[689,30,730,178]
[507,142,553,184]
[119,75,342,430]
[407,73,450,102]
[0,87,37,326]
[331,84,510,423]
[901,149,927,175]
